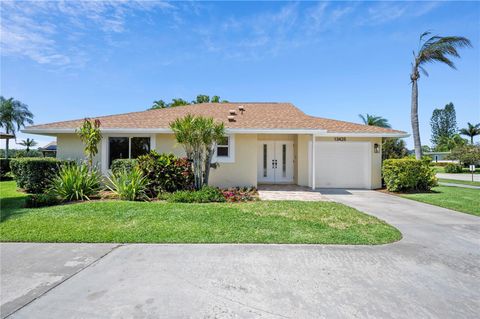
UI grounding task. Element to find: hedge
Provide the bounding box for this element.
[444,163,463,173]
[0,158,11,180]
[10,158,71,194]
[383,158,437,192]
[111,159,137,175]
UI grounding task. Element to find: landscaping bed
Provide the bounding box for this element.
[0,181,401,244]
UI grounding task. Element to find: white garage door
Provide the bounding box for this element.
[315,142,371,189]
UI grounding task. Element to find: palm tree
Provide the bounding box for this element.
[359,114,391,128]
[410,32,471,159]
[18,138,37,152]
[459,122,480,144]
[151,100,168,109]
[0,97,34,159]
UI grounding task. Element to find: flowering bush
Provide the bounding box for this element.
[221,187,258,202]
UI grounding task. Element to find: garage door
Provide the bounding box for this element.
[315,141,371,189]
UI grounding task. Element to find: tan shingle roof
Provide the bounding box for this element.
[25,102,406,134]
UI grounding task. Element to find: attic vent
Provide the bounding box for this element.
[227,115,236,122]
[229,109,237,115]
[238,105,245,114]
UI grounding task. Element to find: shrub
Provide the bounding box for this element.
[167,186,225,203]
[444,163,463,173]
[0,158,11,180]
[106,167,148,201]
[49,164,101,201]
[137,151,194,196]
[222,187,258,202]
[25,193,61,208]
[382,158,437,192]
[111,159,137,175]
[10,158,69,193]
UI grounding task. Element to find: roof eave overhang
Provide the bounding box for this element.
[22,128,409,138]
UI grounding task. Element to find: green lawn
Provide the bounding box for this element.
[0,181,400,244]
[401,186,480,217]
[438,178,480,187]
[434,166,480,174]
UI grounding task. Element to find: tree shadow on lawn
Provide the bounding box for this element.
[0,195,29,222]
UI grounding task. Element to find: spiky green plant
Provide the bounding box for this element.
[49,164,101,201]
[106,167,148,201]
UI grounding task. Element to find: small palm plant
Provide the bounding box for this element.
[106,167,148,201]
[77,118,102,170]
[459,122,480,144]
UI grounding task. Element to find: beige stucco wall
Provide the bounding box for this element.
[209,134,258,188]
[56,134,102,166]
[296,134,312,186]
[155,134,185,157]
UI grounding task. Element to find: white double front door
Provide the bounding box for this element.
[257,141,294,183]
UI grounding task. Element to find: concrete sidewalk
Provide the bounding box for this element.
[1,191,479,318]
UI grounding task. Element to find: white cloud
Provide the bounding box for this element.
[0,0,173,67]
[361,1,441,25]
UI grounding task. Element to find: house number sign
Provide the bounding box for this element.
[334,137,347,142]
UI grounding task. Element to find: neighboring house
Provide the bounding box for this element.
[38,141,57,157]
[23,102,407,189]
[424,151,456,163]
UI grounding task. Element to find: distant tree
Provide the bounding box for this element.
[459,122,480,144]
[170,98,190,107]
[382,138,409,160]
[77,119,102,170]
[0,96,34,159]
[211,95,221,103]
[434,134,467,152]
[447,144,480,165]
[18,138,37,152]
[410,32,471,159]
[358,114,391,128]
[430,102,457,147]
[151,100,168,109]
[193,94,210,104]
[421,145,432,153]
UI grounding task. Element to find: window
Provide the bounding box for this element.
[282,144,286,177]
[108,136,150,168]
[216,136,229,157]
[263,144,267,177]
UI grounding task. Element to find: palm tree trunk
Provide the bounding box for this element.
[204,148,213,186]
[5,128,9,159]
[411,77,422,160]
[471,136,474,144]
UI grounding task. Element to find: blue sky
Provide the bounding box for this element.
[1,0,479,148]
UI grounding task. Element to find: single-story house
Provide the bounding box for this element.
[38,141,57,158]
[424,151,456,163]
[23,102,408,189]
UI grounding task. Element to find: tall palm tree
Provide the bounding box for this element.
[359,114,391,128]
[0,97,34,159]
[18,138,37,152]
[410,32,471,159]
[459,122,480,144]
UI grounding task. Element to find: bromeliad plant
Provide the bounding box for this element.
[49,163,101,201]
[106,166,148,201]
[170,115,225,190]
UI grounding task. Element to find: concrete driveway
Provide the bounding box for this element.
[1,190,479,318]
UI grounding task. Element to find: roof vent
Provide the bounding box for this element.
[229,109,237,115]
[227,115,236,122]
[238,105,245,114]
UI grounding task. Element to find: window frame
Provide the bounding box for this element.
[212,134,235,163]
[101,134,156,173]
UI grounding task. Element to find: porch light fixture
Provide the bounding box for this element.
[374,143,380,153]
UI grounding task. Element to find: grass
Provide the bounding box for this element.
[434,166,480,174]
[401,186,480,217]
[438,178,480,187]
[0,181,401,244]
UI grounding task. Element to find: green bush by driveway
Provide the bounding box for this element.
[383,158,437,192]
[0,181,401,244]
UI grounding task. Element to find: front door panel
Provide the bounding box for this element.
[257,141,294,183]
